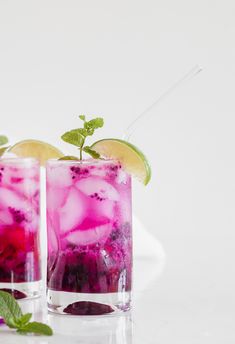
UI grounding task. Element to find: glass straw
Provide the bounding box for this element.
[123,65,202,141]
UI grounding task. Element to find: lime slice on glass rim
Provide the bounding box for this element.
[8,139,64,166]
[91,138,151,185]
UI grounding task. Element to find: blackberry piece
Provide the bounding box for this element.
[0,288,27,300]
[63,301,114,315]
[8,208,25,224]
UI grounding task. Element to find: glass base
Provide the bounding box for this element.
[47,289,131,316]
[0,281,42,300]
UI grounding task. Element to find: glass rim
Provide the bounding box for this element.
[46,158,119,166]
[0,157,39,165]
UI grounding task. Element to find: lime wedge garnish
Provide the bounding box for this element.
[9,139,64,166]
[91,139,151,185]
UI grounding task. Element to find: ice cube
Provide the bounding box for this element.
[118,195,132,223]
[89,168,107,178]
[25,180,39,198]
[0,167,13,186]
[0,187,25,210]
[116,169,129,184]
[76,177,119,201]
[47,215,58,252]
[24,209,39,232]
[15,179,39,198]
[47,187,68,211]
[92,199,115,220]
[59,187,86,234]
[47,166,73,188]
[0,166,39,198]
[21,166,39,179]
[7,166,39,179]
[66,223,112,246]
[0,209,13,225]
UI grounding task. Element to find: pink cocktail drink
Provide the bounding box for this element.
[46,159,132,315]
[0,158,41,299]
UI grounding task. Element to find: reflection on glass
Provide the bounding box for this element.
[48,313,132,344]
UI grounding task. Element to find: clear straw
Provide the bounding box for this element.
[123,65,202,141]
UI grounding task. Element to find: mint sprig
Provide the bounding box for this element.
[61,115,104,160]
[0,291,53,336]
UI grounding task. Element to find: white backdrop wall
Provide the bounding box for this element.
[0,1,234,268]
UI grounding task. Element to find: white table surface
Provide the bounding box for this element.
[1,232,234,344]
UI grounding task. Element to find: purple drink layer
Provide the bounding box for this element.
[0,159,41,283]
[47,159,132,293]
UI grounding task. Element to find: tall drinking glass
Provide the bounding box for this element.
[46,159,132,315]
[0,158,41,299]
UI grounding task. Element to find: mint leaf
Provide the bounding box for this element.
[87,118,104,129]
[16,313,32,327]
[0,146,9,157]
[79,115,86,121]
[59,155,79,161]
[6,317,19,329]
[17,322,53,336]
[76,128,88,137]
[0,290,23,327]
[0,135,8,146]
[84,127,94,136]
[83,146,100,159]
[61,130,84,147]
[84,118,104,135]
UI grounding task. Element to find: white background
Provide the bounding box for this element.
[0,1,235,343]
